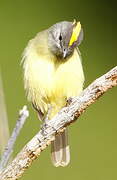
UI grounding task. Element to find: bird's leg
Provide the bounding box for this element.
[32,103,44,121]
[66,97,73,106]
[44,104,52,123]
[37,110,44,121]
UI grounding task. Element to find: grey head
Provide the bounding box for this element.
[48,20,83,59]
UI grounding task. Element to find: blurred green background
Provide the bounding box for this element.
[0,0,117,179]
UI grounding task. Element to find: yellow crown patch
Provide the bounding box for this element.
[69,21,81,46]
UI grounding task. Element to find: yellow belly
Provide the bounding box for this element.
[23,48,84,117]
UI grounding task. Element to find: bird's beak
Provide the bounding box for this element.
[63,49,67,59]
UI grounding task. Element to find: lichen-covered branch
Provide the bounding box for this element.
[0,66,117,180]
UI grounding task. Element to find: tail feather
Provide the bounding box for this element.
[61,128,70,166]
[51,128,70,167]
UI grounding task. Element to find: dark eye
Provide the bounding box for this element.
[59,34,62,41]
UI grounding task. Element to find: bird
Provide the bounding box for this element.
[22,20,85,167]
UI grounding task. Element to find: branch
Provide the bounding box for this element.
[0,66,117,180]
[0,73,9,156]
[0,106,29,170]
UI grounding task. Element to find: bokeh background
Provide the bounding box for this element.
[0,0,117,179]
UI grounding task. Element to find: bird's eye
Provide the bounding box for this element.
[59,34,62,41]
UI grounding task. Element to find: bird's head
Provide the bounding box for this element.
[48,20,83,59]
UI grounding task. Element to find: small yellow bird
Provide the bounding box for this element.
[22,20,85,167]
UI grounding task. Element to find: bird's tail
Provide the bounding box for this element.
[51,128,70,167]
